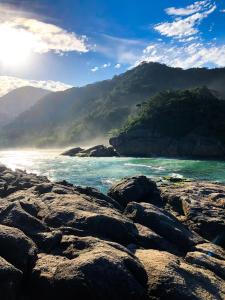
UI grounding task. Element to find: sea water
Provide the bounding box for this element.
[0,149,225,193]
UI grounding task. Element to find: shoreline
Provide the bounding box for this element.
[0,163,224,299]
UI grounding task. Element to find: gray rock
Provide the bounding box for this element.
[0,224,37,274]
[0,256,22,300]
[124,202,203,254]
[108,176,162,208]
[30,236,147,300]
[137,249,225,300]
[77,144,119,157]
[160,181,225,248]
[186,251,225,280]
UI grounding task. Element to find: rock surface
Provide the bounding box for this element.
[61,144,119,157]
[61,147,84,156]
[0,167,224,299]
[108,176,162,208]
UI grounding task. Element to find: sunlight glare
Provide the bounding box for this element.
[0,24,35,67]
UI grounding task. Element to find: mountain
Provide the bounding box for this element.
[1,62,225,148]
[0,86,50,127]
[110,87,225,159]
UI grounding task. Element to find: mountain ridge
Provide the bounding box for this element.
[0,86,50,127]
[1,62,225,147]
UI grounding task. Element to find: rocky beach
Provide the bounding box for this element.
[0,163,224,300]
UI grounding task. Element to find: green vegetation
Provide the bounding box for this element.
[2,62,225,147]
[119,87,225,143]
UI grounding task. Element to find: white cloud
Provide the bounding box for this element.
[115,63,121,69]
[0,76,72,97]
[220,9,225,13]
[0,6,88,55]
[138,42,225,69]
[165,1,209,16]
[91,67,99,72]
[96,34,147,65]
[102,63,111,68]
[155,2,216,38]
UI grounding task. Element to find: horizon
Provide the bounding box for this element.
[0,0,225,96]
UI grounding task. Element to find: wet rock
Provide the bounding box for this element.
[124,202,203,254]
[0,256,22,300]
[30,236,147,300]
[0,224,37,274]
[137,249,225,300]
[108,176,162,208]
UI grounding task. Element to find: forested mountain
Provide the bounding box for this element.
[0,86,50,127]
[1,62,225,147]
[110,87,225,158]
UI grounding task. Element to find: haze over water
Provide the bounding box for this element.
[0,150,225,193]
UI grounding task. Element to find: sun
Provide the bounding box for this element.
[0,24,35,67]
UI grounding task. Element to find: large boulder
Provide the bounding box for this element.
[160,181,225,248]
[77,145,119,157]
[124,202,203,254]
[136,249,225,300]
[30,236,148,300]
[0,256,22,300]
[0,224,37,274]
[108,176,162,208]
[186,251,225,280]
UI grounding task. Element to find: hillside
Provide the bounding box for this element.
[110,87,225,158]
[1,62,225,147]
[0,86,50,127]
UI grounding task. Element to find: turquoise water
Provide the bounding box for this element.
[0,149,225,193]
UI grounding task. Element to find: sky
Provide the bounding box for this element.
[0,0,225,96]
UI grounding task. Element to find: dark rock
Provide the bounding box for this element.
[0,224,37,274]
[186,251,225,280]
[193,243,225,261]
[110,130,225,159]
[137,249,225,300]
[108,176,162,208]
[41,192,137,245]
[124,202,203,254]
[77,144,119,157]
[61,147,84,156]
[160,181,225,247]
[134,223,179,255]
[0,256,22,300]
[30,236,147,300]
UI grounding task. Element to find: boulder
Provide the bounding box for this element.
[160,181,225,247]
[124,202,203,254]
[108,176,162,208]
[134,223,179,255]
[61,147,84,156]
[136,249,225,300]
[30,236,148,300]
[40,193,137,245]
[193,243,225,260]
[0,256,22,300]
[0,224,37,274]
[77,145,119,157]
[186,251,225,280]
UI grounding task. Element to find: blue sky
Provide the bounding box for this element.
[0,0,225,95]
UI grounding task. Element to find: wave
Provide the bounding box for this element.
[124,163,166,171]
